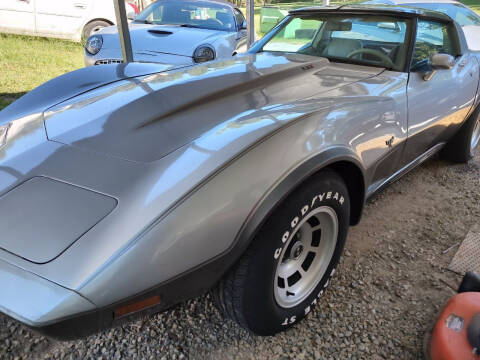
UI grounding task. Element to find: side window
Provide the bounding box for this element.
[234,9,245,29]
[411,20,455,72]
[263,18,323,53]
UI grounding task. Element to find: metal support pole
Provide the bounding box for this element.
[114,0,134,63]
[246,0,255,48]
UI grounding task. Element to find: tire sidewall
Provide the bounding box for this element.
[468,108,480,158]
[82,21,109,42]
[242,171,350,335]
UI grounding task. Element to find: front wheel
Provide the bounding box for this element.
[213,169,350,335]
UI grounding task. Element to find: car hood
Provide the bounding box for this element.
[44,52,385,163]
[99,23,229,56]
[0,61,189,124]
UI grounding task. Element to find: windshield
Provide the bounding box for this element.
[261,15,412,71]
[135,1,236,31]
[409,3,480,27]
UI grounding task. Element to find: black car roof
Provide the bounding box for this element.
[289,4,453,22]
[157,0,236,10]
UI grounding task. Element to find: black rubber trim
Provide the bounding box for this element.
[289,8,452,22]
[28,148,365,340]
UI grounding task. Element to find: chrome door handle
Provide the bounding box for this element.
[18,0,30,3]
[74,3,87,8]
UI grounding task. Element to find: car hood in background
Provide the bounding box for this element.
[44,52,385,163]
[99,23,230,56]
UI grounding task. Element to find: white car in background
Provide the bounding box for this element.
[363,0,480,50]
[0,0,139,42]
[84,0,247,66]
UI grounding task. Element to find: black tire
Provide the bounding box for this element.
[213,169,350,335]
[82,20,111,41]
[441,105,480,163]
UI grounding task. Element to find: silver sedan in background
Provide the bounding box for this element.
[84,0,247,66]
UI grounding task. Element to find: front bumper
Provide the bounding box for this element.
[84,48,194,67]
[0,246,229,339]
[0,259,95,329]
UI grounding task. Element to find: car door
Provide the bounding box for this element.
[35,0,93,38]
[233,8,247,53]
[402,19,479,165]
[0,0,35,36]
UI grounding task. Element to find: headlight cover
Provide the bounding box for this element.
[193,45,215,63]
[85,35,103,55]
[0,123,10,150]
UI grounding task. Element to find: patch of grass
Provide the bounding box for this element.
[0,34,83,110]
[461,0,480,14]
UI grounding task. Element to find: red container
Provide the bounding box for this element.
[430,292,480,360]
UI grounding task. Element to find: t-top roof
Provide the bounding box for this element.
[289,4,453,22]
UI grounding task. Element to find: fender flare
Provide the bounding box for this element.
[154,146,367,303]
[231,146,366,266]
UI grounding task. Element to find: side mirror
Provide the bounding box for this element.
[127,11,136,21]
[431,53,455,69]
[241,20,247,30]
[423,53,455,81]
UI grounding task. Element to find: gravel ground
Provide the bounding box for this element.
[1,151,479,360]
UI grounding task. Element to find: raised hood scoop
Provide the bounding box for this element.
[44,53,382,163]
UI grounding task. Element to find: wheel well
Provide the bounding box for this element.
[82,19,114,40]
[83,18,114,34]
[86,18,114,27]
[325,161,365,225]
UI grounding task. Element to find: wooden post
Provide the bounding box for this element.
[113,0,134,63]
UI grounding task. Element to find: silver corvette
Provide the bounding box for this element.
[1,4,480,339]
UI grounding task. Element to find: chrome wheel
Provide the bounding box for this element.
[471,115,480,152]
[274,206,338,308]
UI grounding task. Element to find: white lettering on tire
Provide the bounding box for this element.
[281,316,297,326]
[301,205,309,216]
[273,191,345,260]
[291,216,299,228]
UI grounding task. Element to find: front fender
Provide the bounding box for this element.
[77,110,366,308]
